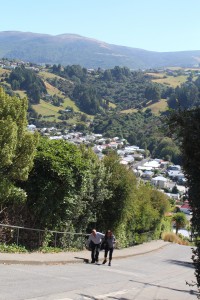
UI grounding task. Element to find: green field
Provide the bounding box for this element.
[32,97,80,115]
[14,90,27,98]
[31,71,80,120]
[121,108,137,114]
[32,100,61,119]
[148,68,200,88]
[121,99,168,116]
[143,99,168,115]
[0,68,10,76]
[40,71,64,80]
[152,75,187,88]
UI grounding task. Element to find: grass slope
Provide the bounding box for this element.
[32,97,81,121]
[121,99,168,115]
[152,75,187,88]
[143,99,168,115]
[1,66,198,124]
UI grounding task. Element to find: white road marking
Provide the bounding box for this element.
[95,287,137,299]
[96,289,129,298]
[57,298,73,300]
[100,267,143,277]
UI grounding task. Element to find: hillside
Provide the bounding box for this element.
[2,61,199,165]
[1,31,200,69]
[0,62,195,126]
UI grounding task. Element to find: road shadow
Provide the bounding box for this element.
[165,259,194,268]
[129,279,198,296]
[80,294,129,300]
[74,257,104,266]
[74,256,89,263]
[79,280,198,300]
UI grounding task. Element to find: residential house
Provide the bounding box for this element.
[143,160,161,169]
[151,176,168,189]
[141,170,154,180]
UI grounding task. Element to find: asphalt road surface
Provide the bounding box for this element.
[0,243,198,300]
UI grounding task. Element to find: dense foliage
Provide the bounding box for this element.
[0,87,39,218]
[169,108,200,294]
[168,77,200,110]
[46,65,183,162]
[14,140,169,249]
[0,88,171,249]
[3,62,198,167]
[50,65,167,113]
[21,139,111,233]
[171,212,187,234]
[8,66,47,103]
[98,153,170,246]
[0,63,184,161]
[2,61,200,256]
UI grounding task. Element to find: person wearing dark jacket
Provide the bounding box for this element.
[102,230,115,266]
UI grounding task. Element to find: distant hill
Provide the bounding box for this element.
[1,31,200,69]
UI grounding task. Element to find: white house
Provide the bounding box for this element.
[151,176,168,189]
[121,155,134,164]
[143,160,160,169]
[141,170,154,179]
[165,193,180,200]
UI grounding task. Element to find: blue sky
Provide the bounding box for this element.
[1,0,200,52]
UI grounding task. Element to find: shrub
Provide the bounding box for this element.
[0,243,28,253]
[161,232,190,245]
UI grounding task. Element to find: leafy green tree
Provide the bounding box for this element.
[150,189,170,219]
[169,107,200,292]
[133,186,159,232]
[79,145,112,229]
[133,184,169,233]
[0,88,39,215]
[11,79,20,90]
[72,85,102,114]
[168,93,178,109]
[154,137,181,163]
[23,139,110,232]
[172,212,187,234]
[145,84,161,102]
[8,66,47,104]
[102,69,112,81]
[194,75,200,90]
[99,152,138,243]
[169,83,199,110]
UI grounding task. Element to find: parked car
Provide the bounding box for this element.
[180,208,192,215]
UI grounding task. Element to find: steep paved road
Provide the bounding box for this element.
[0,243,198,300]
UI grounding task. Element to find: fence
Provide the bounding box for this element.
[0,223,88,250]
[0,224,157,251]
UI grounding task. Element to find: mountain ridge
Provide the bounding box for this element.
[1,31,200,69]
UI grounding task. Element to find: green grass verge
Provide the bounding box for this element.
[0,243,28,253]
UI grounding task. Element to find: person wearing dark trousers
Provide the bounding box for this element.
[87,229,105,263]
[102,230,115,266]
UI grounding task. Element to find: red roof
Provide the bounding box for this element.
[181,201,191,209]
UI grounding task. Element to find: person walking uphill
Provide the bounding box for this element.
[102,230,115,266]
[87,229,105,263]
